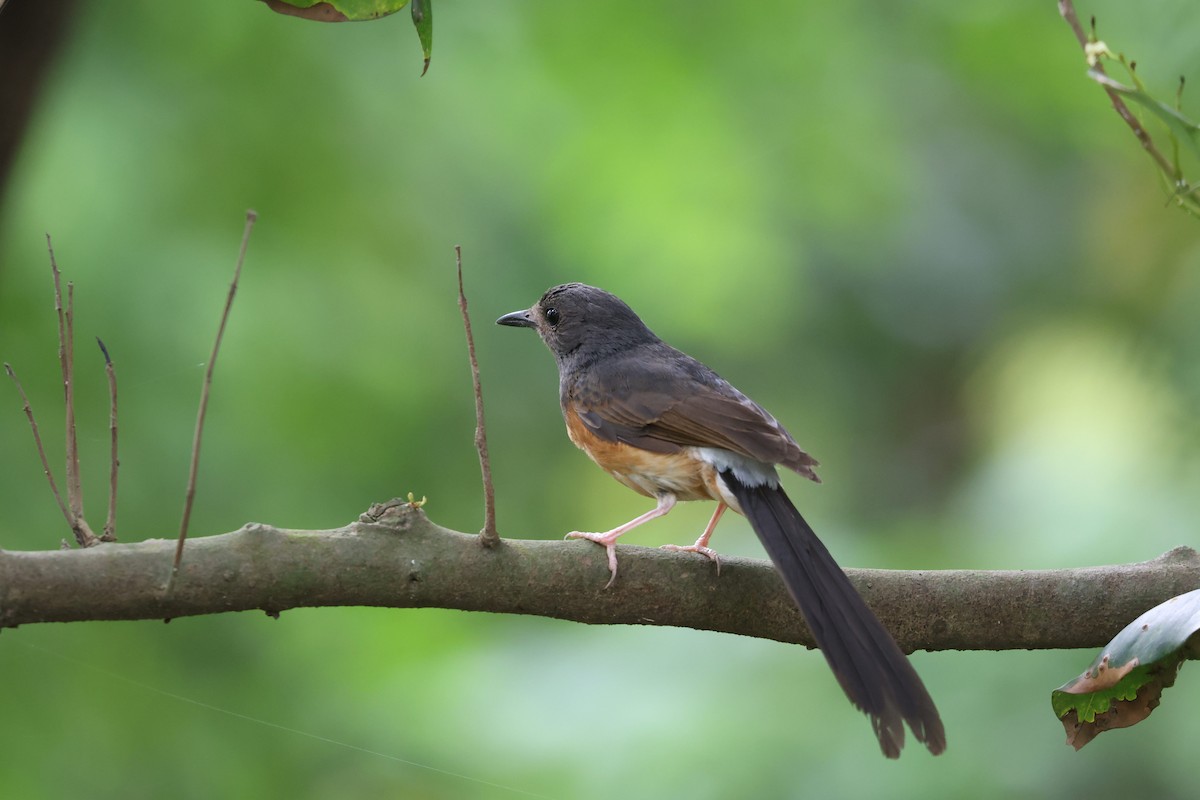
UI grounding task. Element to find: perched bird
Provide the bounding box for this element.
[497,282,945,758]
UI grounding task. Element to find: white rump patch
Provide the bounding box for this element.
[692,447,779,489]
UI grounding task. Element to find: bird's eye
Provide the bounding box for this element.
[544,307,561,326]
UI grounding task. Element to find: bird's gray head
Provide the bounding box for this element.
[496,283,657,364]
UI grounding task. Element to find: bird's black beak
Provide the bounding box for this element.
[496,308,537,329]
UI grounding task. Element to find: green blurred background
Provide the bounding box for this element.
[2,1,1200,797]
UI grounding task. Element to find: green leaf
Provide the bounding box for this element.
[1051,589,1200,750]
[411,0,433,76]
[260,0,410,23]
[261,0,429,74]
[1088,69,1200,160]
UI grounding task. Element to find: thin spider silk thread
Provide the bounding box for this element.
[11,640,553,800]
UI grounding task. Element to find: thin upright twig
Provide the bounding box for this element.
[48,238,79,524]
[97,338,119,542]
[49,234,67,383]
[63,281,85,526]
[455,246,499,547]
[172,210,258,578]
[1058,0,1174,176]
[5,363,72,527]
[43,236,98,547]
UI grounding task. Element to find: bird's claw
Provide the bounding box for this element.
[566,531,620,588]
[660,542,722,576]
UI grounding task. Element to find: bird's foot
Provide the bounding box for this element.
[565,531,621,588]
[660,542,722,576]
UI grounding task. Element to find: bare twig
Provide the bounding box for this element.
[455,246,499,547]
[43,236,97,547]
[5,363,72,527]
[63,281,85,528]
[97,337,118,542]
[48,238,76,522]
[1058,0,1174,175]
[49,234,66,381]
[171,210,258,578]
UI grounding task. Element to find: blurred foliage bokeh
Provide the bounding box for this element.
[2,1,1200,797]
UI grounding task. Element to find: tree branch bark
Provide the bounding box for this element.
[2,498,1197,651]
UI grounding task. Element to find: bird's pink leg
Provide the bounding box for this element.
[661,502,727,574]
[567,493,677,588]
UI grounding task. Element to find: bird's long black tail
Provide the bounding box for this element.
[720,469,946,758]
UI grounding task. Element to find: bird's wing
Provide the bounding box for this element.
[568,347,819,478]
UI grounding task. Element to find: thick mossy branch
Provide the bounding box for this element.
[1,499,1197,651]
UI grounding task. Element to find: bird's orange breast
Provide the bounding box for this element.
[564,407,723,503]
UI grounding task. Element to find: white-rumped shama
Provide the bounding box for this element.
[497,282,945,758]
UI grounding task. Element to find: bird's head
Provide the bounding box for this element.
[496,283,655,364]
